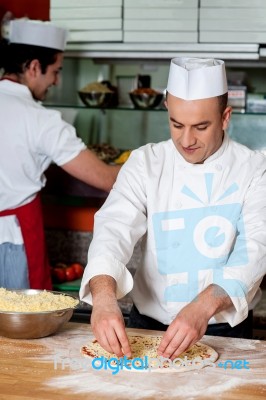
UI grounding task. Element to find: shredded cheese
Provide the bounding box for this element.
[0,288,79,312]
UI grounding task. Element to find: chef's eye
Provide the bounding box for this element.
[173,124,183,129]
[196,125,208,131]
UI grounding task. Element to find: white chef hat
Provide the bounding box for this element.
[8,19,67,51]
[167,57,228,100]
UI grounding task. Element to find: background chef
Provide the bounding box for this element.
[80,57,266,359]
[0,19,120,290]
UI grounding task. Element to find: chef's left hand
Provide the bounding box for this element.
[157,284,232,360]
[157,301,209,360]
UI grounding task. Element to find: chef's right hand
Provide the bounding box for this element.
[90,275,131,358]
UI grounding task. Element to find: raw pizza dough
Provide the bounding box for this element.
[81,334,218,373]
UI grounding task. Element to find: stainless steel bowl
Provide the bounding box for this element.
[78,91,115,108]
[0,289,79,339]
[129,92,164,109]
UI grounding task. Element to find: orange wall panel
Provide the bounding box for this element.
[43,204,98,232]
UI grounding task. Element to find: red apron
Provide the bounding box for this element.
[0,195,52,289]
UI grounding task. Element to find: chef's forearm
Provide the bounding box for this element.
[196,284,233,320]
[61,149,121,192]
[89,275,117,306]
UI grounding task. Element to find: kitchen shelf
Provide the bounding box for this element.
[44,103,266,115]
[64,43,260,62]
[44,103,166,111]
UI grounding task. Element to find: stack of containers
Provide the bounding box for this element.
[200,0,266,44]
[123,0,198,43]
[50,0,123,44]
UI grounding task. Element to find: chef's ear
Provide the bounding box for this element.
[25,59,42,78]
[222,106,232,131]
[164,91,168,110]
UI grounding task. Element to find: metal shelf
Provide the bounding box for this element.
[44,103,266,116]
[44,103,166,111]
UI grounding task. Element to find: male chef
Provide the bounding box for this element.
[0,19,119,290]
[80,58,266,359]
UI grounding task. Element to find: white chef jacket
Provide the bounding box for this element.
[80,134,266,327]
[0,80,86,244]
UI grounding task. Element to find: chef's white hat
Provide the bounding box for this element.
[167,57,228,100]
[8,19,67,51]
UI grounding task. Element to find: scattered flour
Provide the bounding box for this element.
[44,369,266,399]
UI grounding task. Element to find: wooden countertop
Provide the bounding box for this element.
[0,322,265,400]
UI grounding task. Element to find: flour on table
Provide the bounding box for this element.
[44,372,266,399]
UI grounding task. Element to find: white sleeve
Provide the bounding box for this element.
[37,109,86,166]
[213,166,266,326]
[79,149,148,305]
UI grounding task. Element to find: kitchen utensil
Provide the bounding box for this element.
[129,91,164,109]
[78,91,115,108]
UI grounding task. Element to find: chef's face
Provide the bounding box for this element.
[31,52,63,101]
[165,93,232,164]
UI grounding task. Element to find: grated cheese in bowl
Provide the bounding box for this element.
[0,288,79,312]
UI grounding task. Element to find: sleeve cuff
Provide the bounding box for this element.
[79,255,134,305]
[212,274,249,327]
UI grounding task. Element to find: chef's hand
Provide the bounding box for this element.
[90,275,131,358]
[157,301,209,360]
[157,284,232,360]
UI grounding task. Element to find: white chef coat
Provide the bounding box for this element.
[0,80,86,244]
[80,134,266,327]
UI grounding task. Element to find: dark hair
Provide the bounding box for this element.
[0,40,61,74]
[165,90,228,115]
[217,92,228,114]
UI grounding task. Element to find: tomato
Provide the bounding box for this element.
[65,266,77,282]
[51,262,83,282]
[69,263,84,279]
[52,267,66,283]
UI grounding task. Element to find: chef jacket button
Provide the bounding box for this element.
[176,201,182,208]
[215,164,222,171]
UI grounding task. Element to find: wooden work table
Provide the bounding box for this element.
[0,322,265,400]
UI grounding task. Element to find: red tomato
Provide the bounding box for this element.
[52,267,66,283]
[69,263,84,279]
[65,266,77,282]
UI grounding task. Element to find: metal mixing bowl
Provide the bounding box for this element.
[129,91,164,109]
[0,289,79,339]
[78,91,115,108]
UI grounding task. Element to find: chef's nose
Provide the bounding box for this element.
[181,128,197,147]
